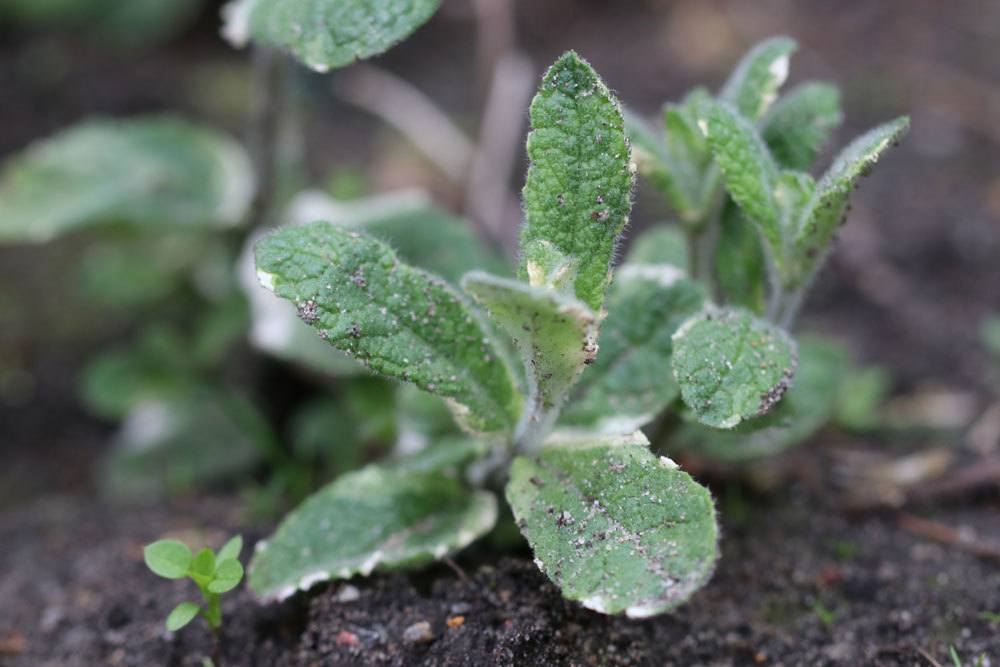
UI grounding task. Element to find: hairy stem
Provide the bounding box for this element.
[247,47,290,230]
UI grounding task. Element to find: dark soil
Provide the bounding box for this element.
[2,470,998,666]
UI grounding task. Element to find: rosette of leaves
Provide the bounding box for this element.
[249,52,721,617]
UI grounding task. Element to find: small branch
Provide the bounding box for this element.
[333,64,475,183]
[898,513,1000,560]
[462,52,535,253]
[247,47,290,230]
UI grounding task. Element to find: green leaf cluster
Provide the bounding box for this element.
[144,536,244,632]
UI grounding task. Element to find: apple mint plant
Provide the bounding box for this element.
[626,36,908,461]
[249,52,720,617]
[143,535,245,633]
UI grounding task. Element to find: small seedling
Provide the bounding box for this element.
[143,535,244,634]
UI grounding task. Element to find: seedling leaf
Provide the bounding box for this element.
[0,117,252,244]
[520,51,634,311]
[672,307,797,429]
[248,464,497,601]
[462,271,598,416]
[217,536,244,563]
[165,602,201,632]
[191,548,216,579]
[144,540,193,579]
[561,264,705,433]
[228,0,442,73]
[794,117,909,264]
[208,559,245,593]
[720,36,797,121]
[762,82,843,170]
[254,223,521,435]
[506,432,718,617]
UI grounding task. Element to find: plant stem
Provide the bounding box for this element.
[247,47,289,230]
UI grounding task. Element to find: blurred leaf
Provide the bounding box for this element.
[761,82,843,171]
[225,0,441,72]
[982,313,1000,360]
[625,226,689,271]
[0,117,253,244]
[100,389,273,501]
[80,326,197,420]
[1,0,203,48]
[835,365,892,433]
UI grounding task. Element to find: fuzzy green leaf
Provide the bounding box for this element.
[672,307,797,429]
[462,271,598,415]
[144,540,192,579]
[0,117,252,244]
[507,432,718,617]
[700,101,782,254]
[217,536,243,563]
[794,117,909,264]
[255,223,521,434]
[624,226,689,271]
[227,0,441,73]
[165,601,200,632]
[520,51,634,311]
[762,82,843,170]
[673,337,846,461]
[243,190,507,377]
[248,463,497,601]
[719,36,797,121]
[561,264,705,433]
[208,559,244,593]
[661,88,716,221]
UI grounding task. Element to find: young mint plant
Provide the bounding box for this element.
[143,535,245,633]
[249,51,720,617]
